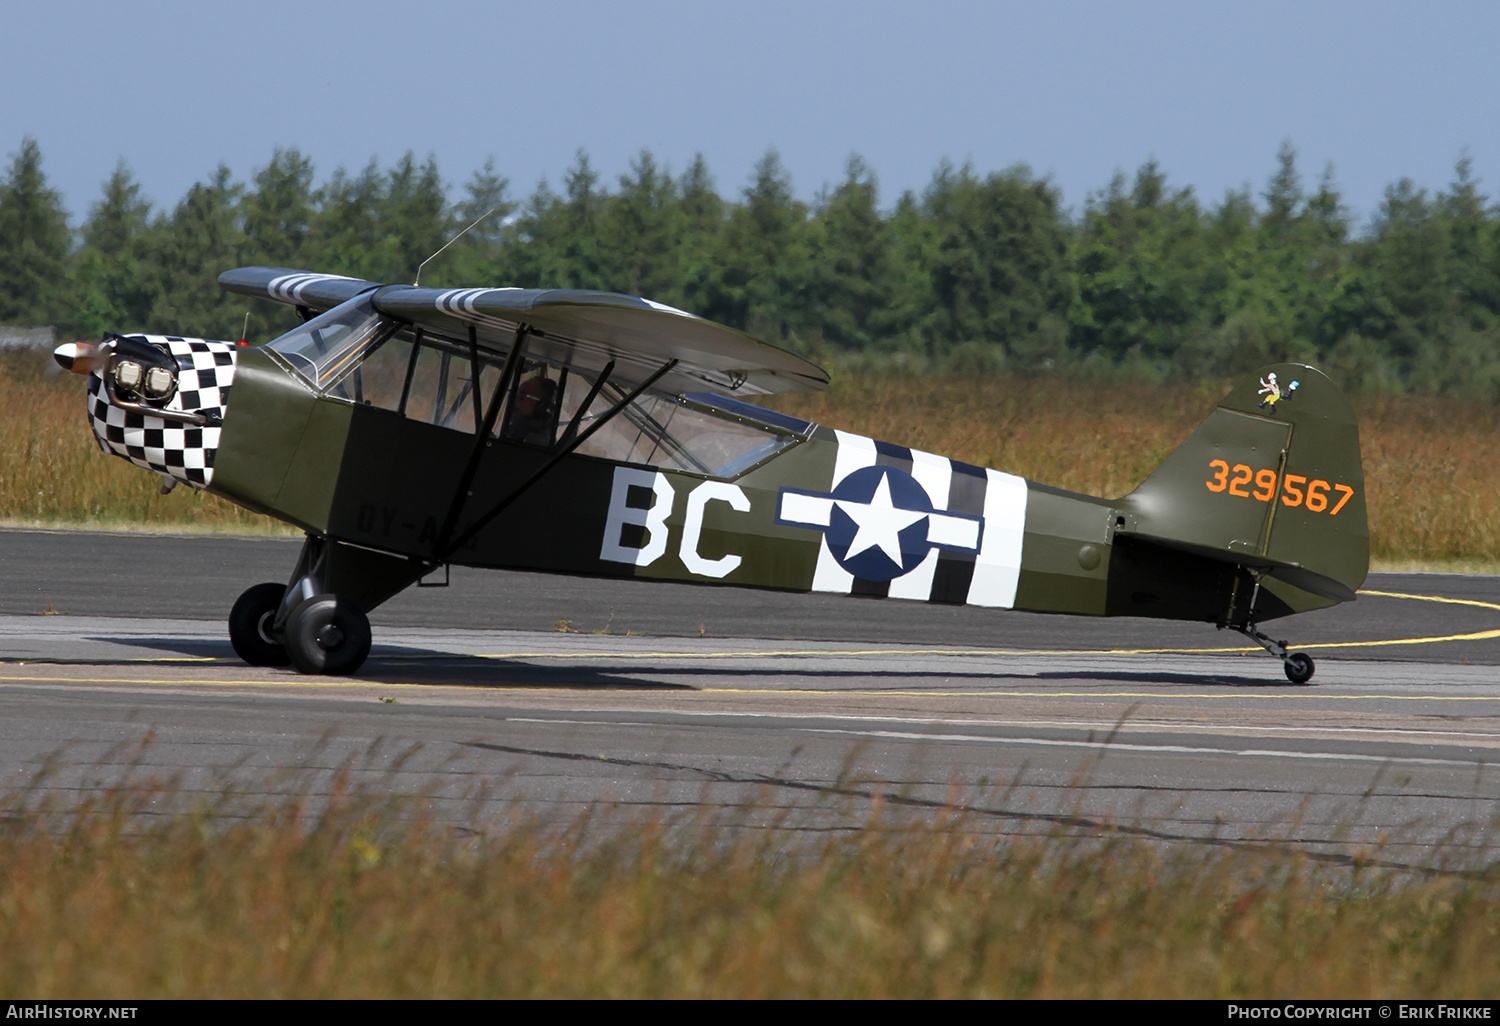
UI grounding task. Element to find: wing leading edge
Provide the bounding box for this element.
[218,266,829,397]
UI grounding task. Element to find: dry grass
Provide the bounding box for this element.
[1357,394,1500,566]
[770,374,1500,568]
[2,772,1499,999]
[6,354,1497,564]
[0,352,290,533]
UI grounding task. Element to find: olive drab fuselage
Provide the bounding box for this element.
[205,345,1366,629]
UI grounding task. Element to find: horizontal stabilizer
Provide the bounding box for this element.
[1127,532,1358,603]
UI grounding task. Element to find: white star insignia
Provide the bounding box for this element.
[837,473,928,565]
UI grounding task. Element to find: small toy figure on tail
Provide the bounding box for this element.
[1258,372,1300,412]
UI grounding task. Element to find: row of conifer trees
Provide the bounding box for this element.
[2,136,1498,397]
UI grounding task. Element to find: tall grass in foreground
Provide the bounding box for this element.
[7,352,1497,562]
[1,778,1498,998]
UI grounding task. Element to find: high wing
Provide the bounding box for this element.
[218,267,829,398]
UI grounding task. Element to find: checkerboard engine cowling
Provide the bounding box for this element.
[88,336,237,488]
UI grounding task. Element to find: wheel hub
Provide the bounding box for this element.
[316,624,345,650]
[255,611,280,645]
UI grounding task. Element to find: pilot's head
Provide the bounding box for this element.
[515,375,557,419]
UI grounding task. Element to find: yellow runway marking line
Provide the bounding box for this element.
[695,689,1500,701]
[0,671,1493,702]
[2,657,231,665]
[1360,589,1500,612]
[477,648,1127,659]
[0,673,426,690]
[474,589,1500,660]
[474,634,1500,660]
[2,673,1495,703]
[0,672,1495,702]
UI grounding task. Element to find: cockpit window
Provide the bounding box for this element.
[265,292,387,389]
[311,318,803,478]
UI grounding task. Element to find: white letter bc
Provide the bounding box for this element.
[600,467,674,566]
[680,481,749,578]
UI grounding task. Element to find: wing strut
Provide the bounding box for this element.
[437,358,679,562]
[434,324,532,558]
[557,358,616,448]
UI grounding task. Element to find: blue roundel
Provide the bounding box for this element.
[824,466,936,581]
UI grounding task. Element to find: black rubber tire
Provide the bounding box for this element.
[228,582,291,666]
[1284,652,1315,685]
[284,594,372,676]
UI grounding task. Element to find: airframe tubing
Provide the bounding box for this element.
[467,325,484,429]
[438,358,679,562]
[396,326,424,416]
[558,359,616,449]
[434,324,532,557]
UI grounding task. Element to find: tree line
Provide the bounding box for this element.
[3,136,1498,398]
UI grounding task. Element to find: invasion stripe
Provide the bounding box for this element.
[966,469,1027,608]
[809,431,876,594]
[889,450,956,601]
[802,432,1028,609]
[851,441,916,598]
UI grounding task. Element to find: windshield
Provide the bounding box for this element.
[265,292,387,389]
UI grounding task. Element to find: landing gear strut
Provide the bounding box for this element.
[1232,622,1316,685]
[1221,569,1316,684]
[226,534,386,677]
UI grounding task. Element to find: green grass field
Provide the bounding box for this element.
[10,352,1499,567]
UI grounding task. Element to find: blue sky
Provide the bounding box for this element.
[7,1,1499,228]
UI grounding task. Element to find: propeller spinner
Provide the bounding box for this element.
[53,342,101,375]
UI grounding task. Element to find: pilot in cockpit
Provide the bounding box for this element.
[501,374,559,445]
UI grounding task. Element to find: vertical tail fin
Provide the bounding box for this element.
[1116,363,1368,616]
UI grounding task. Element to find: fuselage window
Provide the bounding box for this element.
[402,342,490,434]
[326,330,412,409]
[327,326,501,435]
[562,384,795,478]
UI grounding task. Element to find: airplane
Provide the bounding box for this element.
[52,266,1368,684]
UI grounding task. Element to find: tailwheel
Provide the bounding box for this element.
[1229,621,1317,686]
[1283,652,1315,685]
[284,594,372,676]
[228,582,291,666]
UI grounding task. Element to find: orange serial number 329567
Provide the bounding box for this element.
[1205,460,1355,515]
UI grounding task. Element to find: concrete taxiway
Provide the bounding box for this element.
[0,528,1497,863]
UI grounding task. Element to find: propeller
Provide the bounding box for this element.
[53,341,104,375]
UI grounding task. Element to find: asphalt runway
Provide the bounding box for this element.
[1,527,1498,864]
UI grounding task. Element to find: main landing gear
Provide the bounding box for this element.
[226,534,404,676]
[229,581,372,675]
[228,582,291,667]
